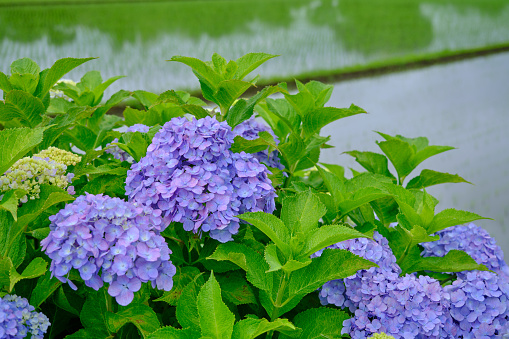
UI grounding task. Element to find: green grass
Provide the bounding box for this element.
[1,0,508,91]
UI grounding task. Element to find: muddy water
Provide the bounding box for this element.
[321,52,509,256]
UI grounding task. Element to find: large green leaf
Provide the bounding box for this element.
[0,126,46,175]
[280,190,326,234]
[107,304,160,338]
[0,189,26,221]
[215,79,253,111]
[0,90,44,127]
[237,212,291,257]
[315,165,345,205]
[216,271,257,306]
[345,150,395,179]
[176,279,204,331]
[406,169,471,189]
[234,53,278,80]
[169,56,222,90]
[303,105,366,137]
[40,106,95,149]
[197,272,235,339]
[226,85,283,128]
[8,257,47,292]
[147,326,196,339]
[299,224,369,259]
[232,318,298,339]
[230,131,277,154]
[208,242,269,291]
[30,270,62,307]
[11,58,40,76]
[402,248,489,275]
[279,307,349,339]
[36,57,95,99]
[154,266,201,306]
[92,75,126,104]
[80,289,110,335]
[427,209,490,234]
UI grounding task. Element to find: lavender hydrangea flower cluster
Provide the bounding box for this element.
[105,124,150,162]
[422,223,509,337]
[232,117,284,170]
[41,193,176,306]
[125,116,276,242]
[0,294,50,339]
[313,232,451,338]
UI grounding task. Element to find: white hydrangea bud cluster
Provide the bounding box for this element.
[49,79,76,99]
[0,148,80,203]
[35,147,81,166]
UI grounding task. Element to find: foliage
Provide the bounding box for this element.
[0,53,502,339]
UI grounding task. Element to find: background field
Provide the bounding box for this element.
[1,0,509,93]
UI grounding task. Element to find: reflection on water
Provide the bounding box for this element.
[1,0,509,94]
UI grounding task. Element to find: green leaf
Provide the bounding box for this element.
[79,174,126,197]
[176,279,204,331]
[0,72,13,93]
[264,244,283,272]
[376,132,455,183]
[406,169,471,189]
[9,74,39,95]
[303,105,366,137]
[64,328,109,339]
[279,307,349,339]
[36,57,96,99]
[232,318,297,339]
[93,75,126,103]
[345,150,395,179]
[427,209,490,234]
[181,104,210,119]
[299,224,369,258]
[0,257,13,291]
[208,242,269,291]
[11,58,40,75]
[147,326,196,339]
[169,56,221,90]
[154,266,201,306]
[280,190,327,234]
[216,271,257,306]
[402,249,490,275]
[107,304,160,338]
[289,249,375,300]
[197,272,235,339]
[215,79,252,110]
[114,131,149,163]
[30,270,62,307]
[0,189,26,221]
[0,126,46,175]
[9,257,47,292]
[27,227,50,240]
[54,286,79,316]
[265,98,300,134]
[237,212,292,257]
[40,106,94,149]
[315,165,345,205]
[234,53,278,80]
[279,134,305,170]
[80,289,110,334]
[227,85,283,128]
[305,81,334,107]
[230,131,276,154]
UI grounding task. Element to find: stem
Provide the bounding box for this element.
[267,272,290,338]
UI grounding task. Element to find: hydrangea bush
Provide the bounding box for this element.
[0,53,507,338]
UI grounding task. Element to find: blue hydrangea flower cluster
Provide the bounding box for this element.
[313,232,451,338]
[105,124,150,162]
[232,117,284,170]
[125,116,276,242]
[0,294,50,339]
[41,193,176,306]
[422,223,509,337]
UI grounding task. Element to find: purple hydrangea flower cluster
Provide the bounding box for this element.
[125,116,276,243]
[313,232,451,338]
[422,223,509,337]
[421,223,509,277]
[232,117,284,170]
[0,294,50,339]
[41,193,176,306]
[106,124,150,162]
